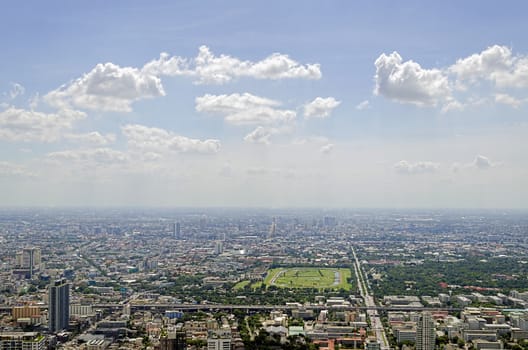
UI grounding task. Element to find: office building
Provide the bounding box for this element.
[0,332,46,350]
[49,279,70,333]
[15,247,41,278]
[416,312,435,350]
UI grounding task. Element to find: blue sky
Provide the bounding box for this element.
[1,1,528,208]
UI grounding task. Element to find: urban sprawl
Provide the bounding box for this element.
[1,208,528,350]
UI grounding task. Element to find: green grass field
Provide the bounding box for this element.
[233,280,251,290]
[264,267,352,290]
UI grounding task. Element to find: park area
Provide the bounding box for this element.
[263,267,352,290]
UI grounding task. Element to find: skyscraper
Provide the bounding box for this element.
[172,222,181,239]
[416,312,435,350]
[48,279,70,333]
[15,247,41,278]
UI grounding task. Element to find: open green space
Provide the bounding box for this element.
[234,280,251,290]
[264,267,352,290]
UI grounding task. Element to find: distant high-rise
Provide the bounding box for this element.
[214,241,224,255]
[200,215,207,231]
[176,222,181,238]
[15,247,41,278]
[416,312,435,350]
[268,217,276,238]
[48,279,70,333]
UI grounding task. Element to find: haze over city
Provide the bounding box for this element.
[1,1,528,208]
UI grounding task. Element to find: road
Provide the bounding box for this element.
[352,247,390,350]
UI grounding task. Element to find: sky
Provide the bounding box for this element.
[1,1,528,208]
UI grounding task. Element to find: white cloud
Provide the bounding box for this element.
[394,160,439,174]
[449,45,528,89]
[47,148,129,164]
[144,45,322,85]
[122,124,220,154]
[243,126,276,144]
[495,57,528,88]
[320,143,334,154]
[449,45,513,83]
[374,51,451,106]
[495,93,523,108]
[0,161,36,178]
[452,155,497,172]
[303,97,341,118]
[471,154,494,169]
[355,100,370,110]
[64,131,116,146]
[44,62,165,112]
[8,83,25,100]
[441,98,465,113]
[0,107,85,142]
[195,93,296,125]
[141,52,191,77]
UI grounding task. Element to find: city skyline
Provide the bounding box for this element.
[1,2,528,208]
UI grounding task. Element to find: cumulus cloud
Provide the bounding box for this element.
[141,52,190,77]
[374,52,451,106]
[394,160,439,174]
[144,45,322,84]
[122,124,220,154]
[355,100,370,110]
[471,154,494,169]
[448,45,528,89]
[449,45,513,83]
[374,46,528,109]
[195,93,296,125]
[41,46,320,113]
[0,107,85,142]
[64,131,116,146]
[303,97,341,118]
[44,62,165,112]
[0,161,36,178]
[452,155,497,172]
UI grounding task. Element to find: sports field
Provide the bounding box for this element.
[264,267,352,290]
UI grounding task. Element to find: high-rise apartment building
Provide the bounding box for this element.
[15,247,41,278]
[48,279,70,333]
[416,312,435,350]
